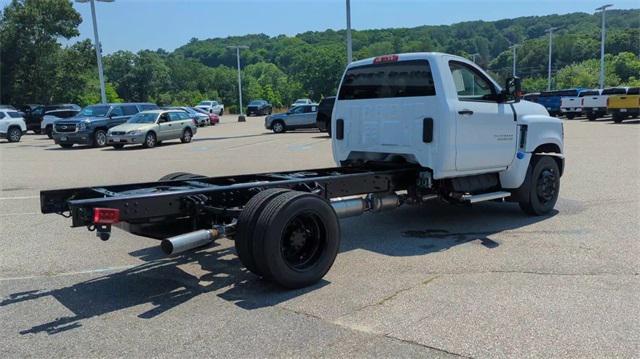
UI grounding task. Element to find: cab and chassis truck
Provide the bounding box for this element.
[41,53,565,289]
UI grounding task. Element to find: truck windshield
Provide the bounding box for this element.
[128,113,158,124]
[79,105,110,117]
[339,60,436,100]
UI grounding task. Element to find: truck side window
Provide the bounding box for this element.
[449,62,495,101]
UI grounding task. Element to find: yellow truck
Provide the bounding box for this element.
[608,87,640,123]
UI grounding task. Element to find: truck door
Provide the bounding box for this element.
[448,61,516,171]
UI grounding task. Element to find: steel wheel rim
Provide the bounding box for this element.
[280,211,325,271]
[536,168,557,204]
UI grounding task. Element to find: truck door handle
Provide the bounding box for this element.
[458,110,474,116]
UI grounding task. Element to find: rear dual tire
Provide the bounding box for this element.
[235,189,340,289]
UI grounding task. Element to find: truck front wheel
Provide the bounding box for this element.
[251,191,340,289]
[518,156,560,216]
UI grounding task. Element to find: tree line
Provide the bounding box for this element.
[1,0,638,111]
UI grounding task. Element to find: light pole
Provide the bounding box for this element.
[509,44,520,77]
[227,45,249,121]
[545,27,560,91]
[596,4,613,89]
[346,0,352,63]
[76,0,113,104]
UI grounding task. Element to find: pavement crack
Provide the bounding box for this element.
[334,275,441,322]
[278,306,324,321]
[382,333,474,358]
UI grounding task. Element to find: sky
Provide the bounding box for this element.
[6,0,640,53]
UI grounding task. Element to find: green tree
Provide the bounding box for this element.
[0,0,81,104]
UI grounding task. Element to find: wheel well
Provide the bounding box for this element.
[533,143,563,176]
[7,124,21,132]
[94,127,108,134]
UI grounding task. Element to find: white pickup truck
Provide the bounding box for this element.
[196,100,224,116]
[559,89,584,119]
[40,52,565,289]
[580,89,606,121]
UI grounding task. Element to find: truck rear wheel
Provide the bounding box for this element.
[251,191,340,289]
[613,114,624,123]
[235,188,291,276]
[518,156,560,216]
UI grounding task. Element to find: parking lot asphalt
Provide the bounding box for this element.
[0,115,638,358]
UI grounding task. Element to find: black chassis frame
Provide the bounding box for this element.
[41,164,420,233]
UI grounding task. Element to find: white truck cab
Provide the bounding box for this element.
[332,52,564,215]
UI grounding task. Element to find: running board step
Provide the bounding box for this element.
[462,191,511,203]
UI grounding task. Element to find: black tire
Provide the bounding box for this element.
[33,128,42,135]
[45,125,53,139]
[518,156,560,216]
[112,144,124,149]
[587,114,597,121]
[180,128,193,143]
[566,113,575,120]
[7,126,22,142]
[93,129,107,147]
[235,188,291,276]
[251,191,340,289]
[219,109,224,116]
[158,172,206,181]
[327,121,332,137]
[613,114,624,123]
[272,120,285,134]
[59,143,73,149]
[143,131,157,148]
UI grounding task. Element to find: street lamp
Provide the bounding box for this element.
[545,27,560,91]
[76,0,113,104]
[596,4,613,89]
[346,0,352,63]
[227,45,249,121]
[509,44,520,77]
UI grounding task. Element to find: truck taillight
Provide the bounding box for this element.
[93,208,120,224]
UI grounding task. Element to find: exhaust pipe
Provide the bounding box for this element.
[161,227,224,256]
[331,193,401,218]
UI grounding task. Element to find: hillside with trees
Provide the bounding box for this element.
[1,0,638,111]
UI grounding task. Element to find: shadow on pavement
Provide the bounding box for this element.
[1,200,557,335]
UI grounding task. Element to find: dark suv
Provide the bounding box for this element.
[246,100,272,116]
[22,104,80,134]
[52,103,158,148]
[316,96,335,135]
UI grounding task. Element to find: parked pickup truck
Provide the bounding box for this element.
[52,103,158,148]
[559,89,584,119]
[196,100,224,116]
[608,87,640,123]
[41,52,564,289]
[536,91,562,117]
[581,88,609,121]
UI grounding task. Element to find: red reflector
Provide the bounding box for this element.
[93,208,120,224]
[373,54,399,64]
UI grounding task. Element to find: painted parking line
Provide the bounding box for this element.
[0,195,39,201]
